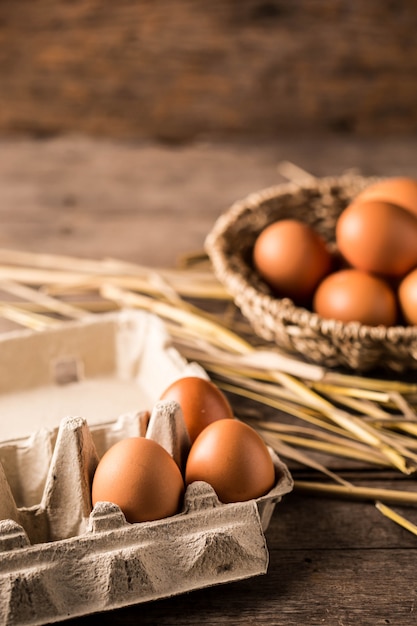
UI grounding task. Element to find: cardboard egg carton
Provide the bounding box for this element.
[0,310,293,625]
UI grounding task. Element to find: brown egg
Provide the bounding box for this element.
[160,376,234,443]
[313,269,398,326]
[185,419,276,503]
[353,177,417,217]
[398,268,417,325]
[336,200,417,277]
[253,219,332,303]
[92,437,184,523]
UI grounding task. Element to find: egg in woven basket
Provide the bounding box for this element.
[205,174,417,373]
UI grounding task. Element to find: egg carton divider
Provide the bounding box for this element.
[0,406,292,625]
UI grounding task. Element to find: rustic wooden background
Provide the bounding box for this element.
[1,134,417,270]
[1,4,417,624]
[0,0,416,142]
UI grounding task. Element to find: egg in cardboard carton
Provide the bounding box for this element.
[0,310,293,625]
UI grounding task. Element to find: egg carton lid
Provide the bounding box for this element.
[0,309,293,625]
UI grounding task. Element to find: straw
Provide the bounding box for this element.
[0,246,415,533]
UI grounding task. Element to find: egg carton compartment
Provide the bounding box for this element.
[0,310,293,625]
[0,308,203,443]
[0,407,293,625]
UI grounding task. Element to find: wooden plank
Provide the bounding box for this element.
[0,135,417,268]
[0,1,416,140]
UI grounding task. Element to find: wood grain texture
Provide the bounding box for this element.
[0,1,416,141]
[0,134,417,268]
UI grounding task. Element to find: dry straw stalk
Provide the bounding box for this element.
[0,247,416,533]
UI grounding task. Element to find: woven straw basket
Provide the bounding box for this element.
[205,174,417,373]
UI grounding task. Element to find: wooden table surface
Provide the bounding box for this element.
[1,134,417,626]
